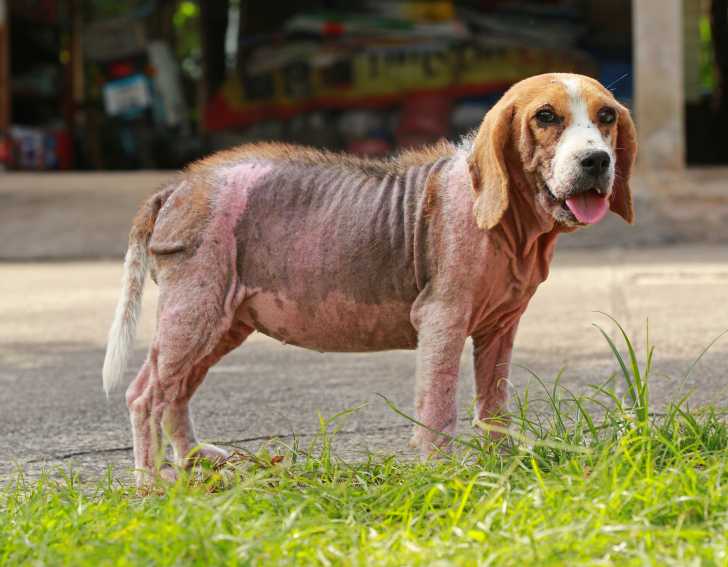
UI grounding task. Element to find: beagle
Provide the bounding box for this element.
[103,73,637,486]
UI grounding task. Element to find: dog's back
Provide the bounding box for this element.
[147,146,453,351]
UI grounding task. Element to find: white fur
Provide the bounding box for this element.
[102,242,148,396]
[551,76,614,194]
[456,130,476,154]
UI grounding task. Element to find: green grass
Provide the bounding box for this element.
[3,319,728,566]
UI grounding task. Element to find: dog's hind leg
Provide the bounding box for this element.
[126,269,247,488]
[123,163,270,488]
[125,358,155,484]
[162,322,254,469]
[126,320,243,486]
[126,332,197,487]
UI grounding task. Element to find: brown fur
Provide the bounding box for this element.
[149,180,212,256]
[468,98,514,230]
[518,85,570,175]
[611,105,637,223]
[129,185,176,247]
[130,140,457,266]
[188,140,456,179]
[467,73,636,229]
[423,167,441,218]
[466,77,574,230]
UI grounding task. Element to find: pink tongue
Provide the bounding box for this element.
[565,191,609,224]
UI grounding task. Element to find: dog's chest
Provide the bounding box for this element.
[469,233,557,335]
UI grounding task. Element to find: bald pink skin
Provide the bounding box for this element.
[123,152,559,481]
[214,157,556,352]
[114,148,567,491]
[107,73,636,487]
[231,160,440,351]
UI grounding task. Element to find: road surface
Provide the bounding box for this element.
[2,245,728,482]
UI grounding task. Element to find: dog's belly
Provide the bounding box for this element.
[237,291,418,352]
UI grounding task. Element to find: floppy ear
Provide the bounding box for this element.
[611,103,637,224]
[467,101,514,230]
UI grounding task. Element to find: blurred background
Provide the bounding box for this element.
[0,0,718,170]
[1,0,728,250]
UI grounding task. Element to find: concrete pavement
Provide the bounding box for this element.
[3,245,728,482]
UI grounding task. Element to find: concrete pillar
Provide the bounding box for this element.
[633,0,685,171]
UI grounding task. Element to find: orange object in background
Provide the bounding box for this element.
[365,1,455,23]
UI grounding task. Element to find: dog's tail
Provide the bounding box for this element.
[102,188,172,396]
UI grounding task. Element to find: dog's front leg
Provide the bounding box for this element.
[409,305,468,457]
[471,325,517,437]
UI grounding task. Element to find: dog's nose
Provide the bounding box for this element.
[580,151,610,177]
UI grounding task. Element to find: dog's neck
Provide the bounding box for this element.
[489,153,561,260]
[447,151,560,337]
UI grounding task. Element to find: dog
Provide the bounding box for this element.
[103,73,637,486]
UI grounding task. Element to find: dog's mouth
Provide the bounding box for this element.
[544,184,609,225]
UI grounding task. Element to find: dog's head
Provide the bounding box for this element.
[467,73,637,230]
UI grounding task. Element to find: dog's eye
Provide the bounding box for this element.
[536,108,558,125]
[598,107,616,125]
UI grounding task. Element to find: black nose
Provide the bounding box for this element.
[580,151,611,177]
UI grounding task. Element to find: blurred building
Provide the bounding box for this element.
[0,0,723,186]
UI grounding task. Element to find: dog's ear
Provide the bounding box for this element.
[467,101,514,230]
[610,103,637,224]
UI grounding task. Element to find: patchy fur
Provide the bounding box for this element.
[189,140,457,178]
[103,73,637,487]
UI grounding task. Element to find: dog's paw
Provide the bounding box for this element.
[134,466,177,494]
[408,425,431,453]
[408,428,422,450]
[186,443,230,467]
[409,426,452,459]
[159,465,179,483]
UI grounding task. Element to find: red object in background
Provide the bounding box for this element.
[0,135,11,169]
[54,129,73,169]
[322,21,345,37]
[203,82,512,132]
[108,61,136,79]
[396,93,452,148]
